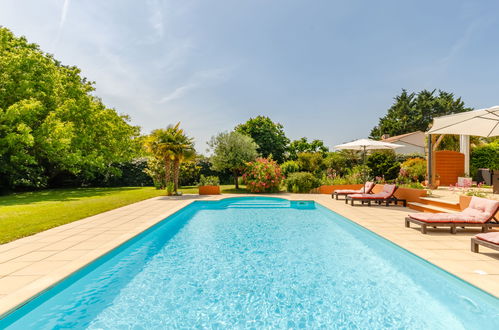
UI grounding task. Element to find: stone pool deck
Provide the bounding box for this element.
[1,193,499,316]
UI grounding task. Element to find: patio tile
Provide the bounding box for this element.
[0,276,41,294]
[14,251,57,262]
[0,262,32,276]
[11,260,70,276]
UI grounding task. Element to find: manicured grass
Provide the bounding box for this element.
[0,187,166,244]
[0,185,249,244]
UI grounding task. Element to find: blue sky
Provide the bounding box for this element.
[1,0,499,152]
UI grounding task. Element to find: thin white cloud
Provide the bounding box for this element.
[59,0,70,29]
[158,83,198,103]
[53,0,70,45]
[148,0,164,39]
[440,22,476,66]
[158,66,236,104]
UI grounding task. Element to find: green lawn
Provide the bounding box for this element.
[0,185,247,244]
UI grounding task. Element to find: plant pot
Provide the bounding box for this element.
[199,185,221,195]
[458,177,472,187]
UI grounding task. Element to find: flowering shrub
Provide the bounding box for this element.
[243,158,284,193]
[400,158,426,182]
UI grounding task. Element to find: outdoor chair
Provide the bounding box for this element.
[345,184,406,207]
[405,196,499,234]
[471,232,499,253]
[332,182,375,200]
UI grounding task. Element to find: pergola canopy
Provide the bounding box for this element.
[426,106,499,137]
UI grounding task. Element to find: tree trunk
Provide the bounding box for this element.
[234,170,239,189]
[164,157,172,188]
[173,159,180,193]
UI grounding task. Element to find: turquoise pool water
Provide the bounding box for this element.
[1,197,498,329]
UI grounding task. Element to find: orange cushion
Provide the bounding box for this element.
[475,232,499,245]
[408,213,487,224]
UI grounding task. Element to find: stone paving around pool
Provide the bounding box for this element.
[1,193,498,316]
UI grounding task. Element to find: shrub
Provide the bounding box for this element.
[366,151,400,181]
[280,160,301,177]
[297,152,325,174]
[400,158,426,182]
[345,165,370,184]
[285,172,321,193]
[243,158,283,193]
[197,175,220,186]
[179,161,201,186]
[400,182,425,189]
[471,143,499,175]
[323,151,359,176]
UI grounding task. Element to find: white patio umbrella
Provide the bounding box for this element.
[427,105,499,137]
[334,138,404,180]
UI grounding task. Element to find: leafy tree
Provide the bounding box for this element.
[370,89,471,139]
[235,116,289,163]
[0,27,140,191]
[366,151,400,181]
[296,152,326,176]
[288,137,329,160]
[144,123,195,194]
[208,131,258,188]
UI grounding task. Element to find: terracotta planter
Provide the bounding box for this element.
[393,186,427,202]
[459,195,472,210]
[199,185,221,195]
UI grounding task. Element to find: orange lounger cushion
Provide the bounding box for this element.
[408,213,486,224]
[475,232,499,245]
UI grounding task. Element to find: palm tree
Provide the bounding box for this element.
[144,123,194,194]
[171,134,196,193]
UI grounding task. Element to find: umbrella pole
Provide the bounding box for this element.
[363,146,367,183]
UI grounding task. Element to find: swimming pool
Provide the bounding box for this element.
[1,197,498,329]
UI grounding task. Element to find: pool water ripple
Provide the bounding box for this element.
[1,198,498,329]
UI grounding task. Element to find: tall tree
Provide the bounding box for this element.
[288,137,329,160]
[208,131,258,189]
[370,89,471,139]
[235,116,289,163]
[0,27,140,191]
[144,123,194,194]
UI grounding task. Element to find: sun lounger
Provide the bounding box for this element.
[332,182,375,200]
[471,232,499,253]
[345,184,406,207]
[406,196,499,234]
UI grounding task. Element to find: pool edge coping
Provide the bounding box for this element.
[1,193,498,318]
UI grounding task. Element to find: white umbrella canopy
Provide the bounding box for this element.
[334,138,404,151]
[427,106,499,137]
[334,138,403,182]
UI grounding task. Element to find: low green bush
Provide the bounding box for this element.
[471,143,499,174]
[197,175,220,186]
[285,172,321,193]
[280,160,300,177]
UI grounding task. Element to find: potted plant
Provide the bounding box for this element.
[198,175,221,195]
[457,173,472,188]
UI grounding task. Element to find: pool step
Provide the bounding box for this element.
[407,202,459,214]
